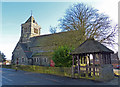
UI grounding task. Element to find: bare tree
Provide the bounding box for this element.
[59,3,118,47]
[49,26,57,34]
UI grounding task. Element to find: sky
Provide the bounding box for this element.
[0,0,119,60]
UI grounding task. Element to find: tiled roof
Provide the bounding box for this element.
[32,51,53,57]
[20,43,32,58]
[29,30,85,51]
[70,39,114,54]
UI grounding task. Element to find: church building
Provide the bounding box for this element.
[12,15,42,65]
[12,15,81,66]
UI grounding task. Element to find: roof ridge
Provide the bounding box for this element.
[71,39,114,54]
[32,31,72,38]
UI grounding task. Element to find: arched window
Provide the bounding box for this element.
[33,20,35,23]
[22,58,24,62]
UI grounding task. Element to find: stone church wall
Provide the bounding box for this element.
[12,44,29,65]
[32,56,50,66]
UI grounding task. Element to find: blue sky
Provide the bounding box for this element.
[1,2,74,60]
[0,0,119,60]
[2,2,73,35]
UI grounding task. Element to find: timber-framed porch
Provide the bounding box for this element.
[70,39,114,81]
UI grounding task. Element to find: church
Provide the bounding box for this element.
[11,15,82,66]
[11,15,116,81]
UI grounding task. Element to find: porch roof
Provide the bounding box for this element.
[70,39,114,55]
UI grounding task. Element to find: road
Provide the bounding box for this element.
[2,68,119,86]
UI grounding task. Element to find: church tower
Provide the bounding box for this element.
[20,15,41,43]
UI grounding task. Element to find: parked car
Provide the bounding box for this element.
[116,65,120,69]
[113,65,120,76]
[113,69,120,76]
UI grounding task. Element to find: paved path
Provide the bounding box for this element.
[2,68,119,86]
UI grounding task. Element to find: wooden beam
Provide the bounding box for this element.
[109,53,111,64]
[77,55,80,74]
[88,54,91,76]
[72,55,74,76]
[81,55,83,64]
[105,54,107,64]
[88,54,91,66]
[102,54,105,64]
[84,54,87,64]
[93,54,95,76]
[107,54,109,64]
[106,53,108,64]
[93,54,95,65]
[79,55,81,75]
[86,64,88,77]
[98,53,102,65]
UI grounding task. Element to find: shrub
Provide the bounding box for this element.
[52,46,74,67]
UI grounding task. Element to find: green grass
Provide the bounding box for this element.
[3,65,101,81]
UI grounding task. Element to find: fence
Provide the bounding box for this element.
[3,65,101,80]
[73,65,100,80]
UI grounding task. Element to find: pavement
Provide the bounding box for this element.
[1,68,120,86]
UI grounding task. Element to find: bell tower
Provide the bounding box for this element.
[20,15,41,43]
